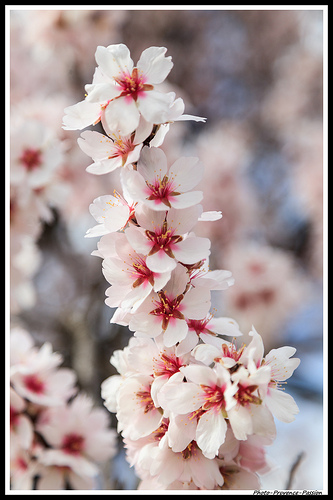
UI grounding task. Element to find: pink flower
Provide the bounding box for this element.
[77,129,143,175]
[10,330,77,407]
[36,393,117,487]
[176,314,242,356]
[10,388,33,451]
[101,232,171,312]
[125,204,211,273]
[127,264,211,347]
[122,146,204,210]
[141,438,225,489]
[159,363,237,459]
[63,44,174,136]
[85,191,137,237]
[115,374,164,441]
[236,327,300,423]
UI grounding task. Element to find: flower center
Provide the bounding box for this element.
[146,220,183,259]
[153,351,184,378]
[19,148,42,171]
[146,175,180,208]
[130,255,155,288]
[114,68,153,101]
[23,374,45,394]
[181,440,199,460]
[234,383,261,407]
[62,433,85,455]
[150,290,185,330]
[108,135,135,162]
[201,384,227,413]
[136,387,156,414]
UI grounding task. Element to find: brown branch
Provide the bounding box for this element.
[285,451,306,490]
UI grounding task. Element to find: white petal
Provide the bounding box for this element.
[85,82,119,103]
[198,210,223,221]
[121,168,148,202]
[137,90,174,124]
[209,317,243,337]
[95,44,133,79]
[167,413,197,452]
[265,387,299,423]
[170,191,203,209]
[146,250,177,273]
[125,226,152,255]
[175,329,199,356]
[137,146,168,183]
[158,378,201,414]
[78,130,114,161]
[129,312,163,338]
[196,410,227,459]
[228,404,253,441]
[163,318,188,347]
[62,100,101,130]
[166,205,200,234]
[169,157,204,192]
[173,236,211,265]
[104,97,140,136]
[180,365,217,387]
[86,158,121,175]
[137,46,173,84]
[181,286,211,320]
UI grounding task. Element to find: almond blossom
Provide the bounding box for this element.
[101,232,171,312]
[122,146,204,210]
[9,327,117,490]
[35,393,117,488]
[63,44,174,136]
[127,263,211,348]
[85,190,136,237]
[125,204,211,273]
[61,41,302,491]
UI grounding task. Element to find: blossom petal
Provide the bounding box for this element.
[137,46,173,84]
[265,387,299,423]
[104,97,140,136]
[146,250,177,273]
[62,100,101,130]
[173,236,211,266]
[196,410,227,459]
[169,157,204,192]
[95,44,134,80]
[163,318,188,347]
[137,91,174,124]
[170,191,203,209]
[137,146,168,183]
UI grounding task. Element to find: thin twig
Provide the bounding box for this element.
[285,451,306,490]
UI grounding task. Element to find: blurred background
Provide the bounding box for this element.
[9,7,325,491]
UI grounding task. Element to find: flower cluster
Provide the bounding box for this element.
[64,43,300,490]
[10,107,71,313]
[101,328,299,489]
[10,327,117,490]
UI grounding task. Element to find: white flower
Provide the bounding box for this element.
[128,264,211,348]
[116,374,164,440]
[10,328,77,407]
[101,232,171,312]
[122,146,204,210]
[147,435,224,489]
[239,327,300,423]
[158,364,237,459]
[64,44,175,136]
[85,191,137,238]
[78,129,143,175]
[125,204,211,273]
[176,314,242,356]
[36,393,117,486]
